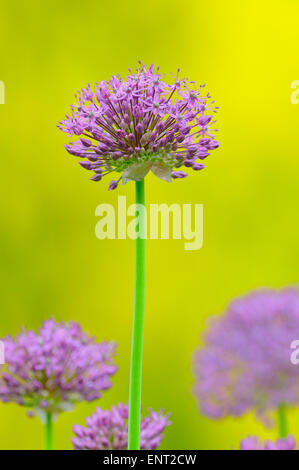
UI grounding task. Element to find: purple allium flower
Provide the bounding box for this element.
[193,288,299,420]
[0,319,117,417]
[72,403,170,450]
[58,63,219,190]
[241,435,296,450]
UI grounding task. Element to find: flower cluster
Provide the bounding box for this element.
[193,288,299,420]
[58,63,219,190]
[241,435,296,450]
[72,403,170,450]
[0,319,117,416]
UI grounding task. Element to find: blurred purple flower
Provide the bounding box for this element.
[241,435,296,450]
[58,63,219,190]
[72,403,170,450]
[0,319,117,417]
[193,288,299,420]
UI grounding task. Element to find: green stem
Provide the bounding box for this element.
[128,179,146,450]
[278,403,288,438]
[45,412,53,450]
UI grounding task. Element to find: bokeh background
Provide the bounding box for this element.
[0,0,298,450]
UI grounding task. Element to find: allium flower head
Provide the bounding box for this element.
[193,288,299,420]
[58,62,219,190]
[241,435,296,450]
[72,403,170,450]
[0,319,117,417]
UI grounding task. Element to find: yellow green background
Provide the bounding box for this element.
[0,0,298,450]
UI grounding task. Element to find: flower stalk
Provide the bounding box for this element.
[45,412,53,450]
[128,179,146,450]
[278,403,288,438]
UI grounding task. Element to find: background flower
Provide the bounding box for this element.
[0,319,117,417]
[240,435,296,450]
[193,288,299,421]
[58,63,219,190]
[72,403,170,450]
